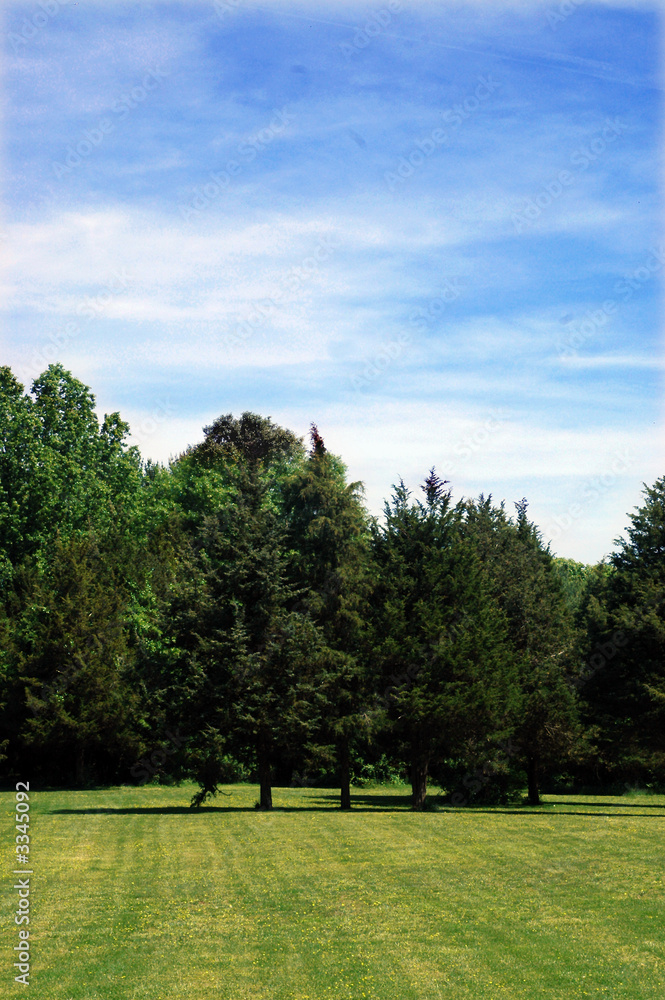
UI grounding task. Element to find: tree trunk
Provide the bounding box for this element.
[257,738,273,810]
[339,737,351,810]
[526,756,540,805]
[411,758,428,811]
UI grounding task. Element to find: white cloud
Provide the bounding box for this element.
[559,353,665,369]
[120,386,662,563]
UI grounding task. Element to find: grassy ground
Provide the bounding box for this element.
[2,783,664,999]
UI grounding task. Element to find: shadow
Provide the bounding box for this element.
[432,808,665,817]
[50,801,665,818]
[552,799,665,810]
[313,792,412,809]
[50,804,411,815]
[47,791,665,819]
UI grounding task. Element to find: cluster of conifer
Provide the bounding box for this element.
[1,365,663,808]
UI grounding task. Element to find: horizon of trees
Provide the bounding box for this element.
[1,364,663,810]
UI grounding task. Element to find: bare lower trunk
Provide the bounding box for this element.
[527,756,540,806]
[339,738,351,810]
[411,758,428,811]
[257,737,272,810]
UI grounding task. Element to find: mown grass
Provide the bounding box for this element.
[2,783,664,999]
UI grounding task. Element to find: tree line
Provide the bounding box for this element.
[1,365,663,809]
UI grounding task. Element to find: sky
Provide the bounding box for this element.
[2,0,663,564]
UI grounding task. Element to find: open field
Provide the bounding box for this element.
[3,784,664,999]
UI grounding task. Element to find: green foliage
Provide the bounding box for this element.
[0,365,143,577]
[8,531,142,784]
[166,415,328,808]
[551,556,596,614]
[370,473,520,808]
[435,745,524,805]
[581,477,665,782]
[1,363,662,800]
[464,495,584,803]
[282,425,375,805]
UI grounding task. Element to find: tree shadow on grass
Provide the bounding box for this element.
[325,794,665,817]
[435,809,665,817]
[50,797,665,818]
[49,803,409,815]
[550,799,665,810]
[50,791,413,815]
[313,792,411,809]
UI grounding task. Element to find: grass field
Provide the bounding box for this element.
[3,783,664,999]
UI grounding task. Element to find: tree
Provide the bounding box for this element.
[11,531,141,784]
[371,473,518,810]
[581,477,665,783]
[282,425,374,808]
[175,413,326,809]
[0,365,144,578]
[464,496,582,804]
[552,557,597,616]
[0,366,155,784]
[0,366,43,586]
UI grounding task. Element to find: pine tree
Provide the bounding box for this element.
[14,531,141,784]
[180,413,324,809]
[464,496,582,804]
[371,472,518,810]
[582,477,665,783]
[283,425,373,808]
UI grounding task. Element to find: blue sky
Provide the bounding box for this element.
[2,0,663,563]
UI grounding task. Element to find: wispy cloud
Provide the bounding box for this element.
[3,0,661,563]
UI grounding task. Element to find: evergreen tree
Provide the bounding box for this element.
[371,473,518,810]
[582,477,665,783]
[177,413,323,809]
[283,425,374,808]
[11,531,141,784]
[464,496,582,804]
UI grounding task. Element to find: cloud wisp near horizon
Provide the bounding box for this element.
[2,0,663,563]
